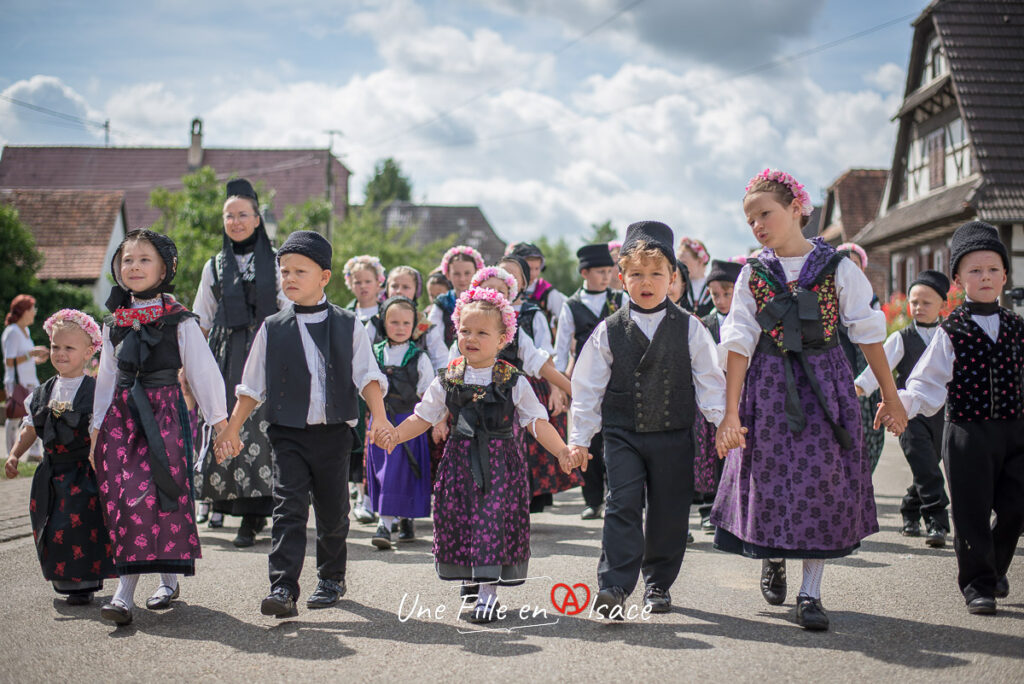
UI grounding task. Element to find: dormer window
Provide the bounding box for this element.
[919,34,948,88]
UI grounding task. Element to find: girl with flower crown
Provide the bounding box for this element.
[378,287,576,624]
[678,237,714,317]
[5,309,116,607]
[90,229,228,626]
[713,170,906,631]
[430,246,485,350]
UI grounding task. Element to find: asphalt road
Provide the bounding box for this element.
[1,435,1021,683]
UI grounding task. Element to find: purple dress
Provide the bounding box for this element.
[711,239,878,558]
[94,301,201,576]
[431,359,531,584]
[366,343,431,519]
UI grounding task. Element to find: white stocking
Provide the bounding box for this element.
[113,574,140,609]
[800,560,825,599]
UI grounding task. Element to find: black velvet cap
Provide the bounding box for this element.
[949,220,1008,276]
[706,259,743,285]
[621,220,674,265]
[908,269,950,300]
[226,178,259,203]
[278,230,332,271]
[576,243,615,271]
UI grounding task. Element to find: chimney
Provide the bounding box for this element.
[188,118,203,169]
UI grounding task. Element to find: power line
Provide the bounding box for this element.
[376,11,919,155]
[364,0,647,149]
[0,93,139,143]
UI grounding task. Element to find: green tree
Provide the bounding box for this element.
[364,158,412,206]
[0,204,98,381]
[535,236,579,295]
[149,166,227,308]
[586,219,618,245]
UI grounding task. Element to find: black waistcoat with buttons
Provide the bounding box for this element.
[567,289,620,360]
[601,301,694,432]
[942,305,1024,422]
[264,303,357,428]
[894,325,928,391]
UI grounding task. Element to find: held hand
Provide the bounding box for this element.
[5,455,19,479]
[568,445,592,472]
[873,399,908,436]
[554,446,575,474]
[854,385,865,397]
[716,414,748,458]
[214,430,241,463]
[431,422,449,444]
[548,387,568,417]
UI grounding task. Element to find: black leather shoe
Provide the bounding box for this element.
[901,519,921,537]
[795,595,829,630]
[372,522,393,550]
[467,599,502,624]
[593,586,627,620]
[261,587,298,618]
[397,518,415,542]
[761,559,787,606]
[967,596,996,615]
[101,601,134,625]
[643,586,671,614]
[687,531,694,544]
[195,504,210,525]
[145,583,180,610]
[233,528,256,548]
[208,512,224,529]
[306,578,346,609]
[995,576,1009,599]
[580,505,603,520]
[701,515,715,534]
[66,592,93,606]
[924,524,947,548]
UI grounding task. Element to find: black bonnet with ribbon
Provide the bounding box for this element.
[105,229,179,312]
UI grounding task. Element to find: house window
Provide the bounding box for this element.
[892,255,904,294]
[905,255,917,293]
[946,117,973,183]
[927,128,946,189]
[919,35,948,88]
[933,249,945,276]
[901,135,926,203]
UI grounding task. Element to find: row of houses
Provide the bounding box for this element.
[808,0,1024,308]
[0,118,505,308]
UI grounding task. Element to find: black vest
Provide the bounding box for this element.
[943,306,1024,422]
[701,310,723,344]
[442,365,518,437]
[601,302,694,433]
[894,325,929,390]
[264,303,358,428]
[29,375,95,458]
[380,346,423,416]
[567,289,620,358]
[106,309,194,385]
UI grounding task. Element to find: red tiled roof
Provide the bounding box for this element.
[0,188,124,281]
[827,169,888,241]
[0,145,350,229]
[379,201,506,264]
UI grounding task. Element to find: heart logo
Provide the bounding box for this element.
[550,582,591,615]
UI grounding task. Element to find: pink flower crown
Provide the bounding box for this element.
[343,255,386,290]
[43,308,103,355]
[679,237,710,266]
[745,168,813,216]
[441,245,484,277]
[836,242,868,268]
[453,287,518,347]
[607,240,623,251]
[470,266,519,301]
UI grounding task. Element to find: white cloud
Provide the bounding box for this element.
[0,75,106,146]
[864,62,906,94]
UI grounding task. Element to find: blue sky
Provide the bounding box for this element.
[1,0,928,256]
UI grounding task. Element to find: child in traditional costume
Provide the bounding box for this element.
[714,170,906,631]
[897,222,1023,615]
[91,230,229,625]
[379,287,574,624]
[5,309,115,606]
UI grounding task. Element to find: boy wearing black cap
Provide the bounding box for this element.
[569,221,726,618]
[216,230,393,618]
[554,243,626,519]
[510,242,567,327]
[896,221,1024,615]
[856,270,951,548]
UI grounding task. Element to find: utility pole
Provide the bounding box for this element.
[324,129,343,242]
[104,120,110,147]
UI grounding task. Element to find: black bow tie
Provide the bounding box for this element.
[966,301,999,316]
[630,299,668,314]
[294,301,329,314]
